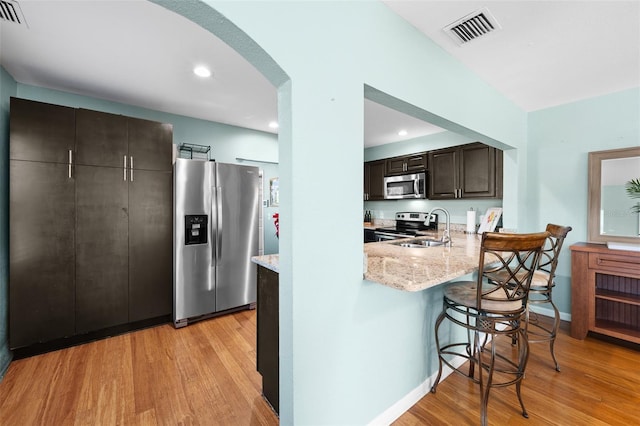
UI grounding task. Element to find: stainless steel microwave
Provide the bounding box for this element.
[383,172,426,199]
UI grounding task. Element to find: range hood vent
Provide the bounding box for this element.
[444,7,500,45]
[0,0,26,26]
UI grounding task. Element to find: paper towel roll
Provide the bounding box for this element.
[466,209,476,234]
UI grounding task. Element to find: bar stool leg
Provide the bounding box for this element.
[549,300,561,371]
[515,327,530,419]
[430,310,446,393]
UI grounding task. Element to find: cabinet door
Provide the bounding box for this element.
[9,160,76,349]
[367,160,386,200]
[385,156,406,175]
[405,153,428,173]
[75,165,129,333]
[459,144,498,198]
[76,109,128,168]
[428,148,458,199]
[128,170,173,322]
[9,97,75,163]
[257,266,280,414]
[364,162,370,200]
[127,117,173,172]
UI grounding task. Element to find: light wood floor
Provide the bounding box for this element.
[0,309,278,425]
[1,311,639,425]
[394,319,640,425]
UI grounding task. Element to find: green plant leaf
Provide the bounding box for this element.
[627,178,640,199]
[627,178,640,213]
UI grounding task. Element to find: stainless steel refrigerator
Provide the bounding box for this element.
[173,158,260,327]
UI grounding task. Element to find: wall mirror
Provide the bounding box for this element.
[588,146,640,244]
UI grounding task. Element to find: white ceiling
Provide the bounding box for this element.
[1,1,638,148]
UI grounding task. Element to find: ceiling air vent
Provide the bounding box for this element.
[444,7,500,45]
[0,0,26,26]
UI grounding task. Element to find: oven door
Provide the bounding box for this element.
[384,173,426,199]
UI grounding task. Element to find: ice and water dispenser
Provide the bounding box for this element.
[184,215,208,245]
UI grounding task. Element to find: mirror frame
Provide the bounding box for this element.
[588,146,640,244]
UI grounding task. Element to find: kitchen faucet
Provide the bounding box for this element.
[425,207,451,247]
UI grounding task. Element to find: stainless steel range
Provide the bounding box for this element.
[373,212,438,242]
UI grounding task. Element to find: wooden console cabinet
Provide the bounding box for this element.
[570,242,640,344]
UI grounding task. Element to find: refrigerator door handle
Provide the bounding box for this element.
[211,185,217,268]
[130,156,134,182]
[216,186,223,261]
[123,155,127,181]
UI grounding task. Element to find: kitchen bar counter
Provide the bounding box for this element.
[364,232,488,292]
[252,254,280,273]
[253,231,488,292]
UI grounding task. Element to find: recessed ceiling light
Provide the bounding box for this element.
[193,66,211,78]
[268,121,279,129]
[398,130,408,136]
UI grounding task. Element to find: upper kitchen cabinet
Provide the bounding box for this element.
[364,160,386,201]
[76,109,128,167]
[76,110,173,172]
[128,117,173,172]
[429,142,503,199]
[9,97,75,164]
[385,152,427,176]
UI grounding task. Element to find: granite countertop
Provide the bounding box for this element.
[253,231,489,292]
[364,232,489,292]
[252,254,280,273]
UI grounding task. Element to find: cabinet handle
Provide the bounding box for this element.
[130,156,134,182]
[68,150,73,179]
[123,155,127,181]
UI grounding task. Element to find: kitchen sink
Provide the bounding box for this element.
[390,238,446,248]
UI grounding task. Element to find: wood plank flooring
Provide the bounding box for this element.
[0,309,278,426]
[394,320,640,426]
[1,311,639,425]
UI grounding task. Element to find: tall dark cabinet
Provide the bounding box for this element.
[9,99,77,349]
[9,97,173,350]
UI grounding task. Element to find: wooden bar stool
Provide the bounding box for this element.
[430,231,548,426]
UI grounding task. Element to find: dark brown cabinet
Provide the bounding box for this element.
[9,97,172,350]
[76,108,128,167]
[428,142,502,200]
[75,165,130,333]
[128,169,173,322]
[9,160,76,348]
[364,160,386,201]
[9,98,75,164]
[257,265,279,414]
[385,152,427,176]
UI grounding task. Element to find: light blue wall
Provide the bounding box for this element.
[0,66,17,379]
[528,87,640,315]
[174,1,526,424]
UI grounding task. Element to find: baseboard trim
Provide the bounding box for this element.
[368,357,466,426]
[0,348,13,382]
[529,305,571,322]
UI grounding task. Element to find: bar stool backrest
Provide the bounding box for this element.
[478,232,549,312]
[537,224,573,285]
